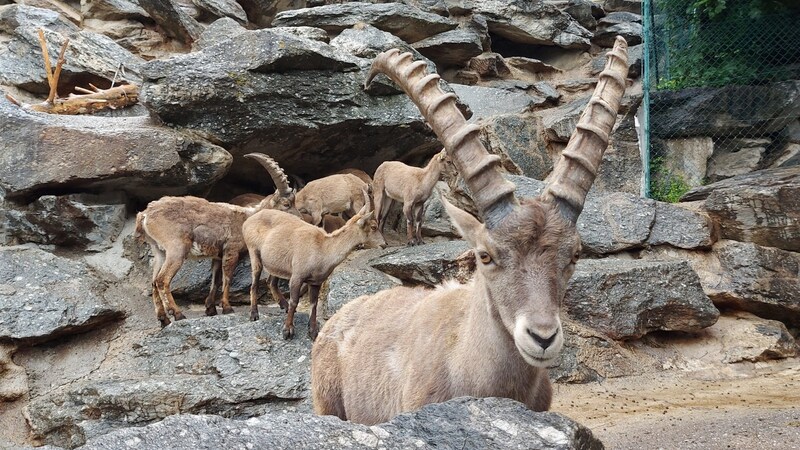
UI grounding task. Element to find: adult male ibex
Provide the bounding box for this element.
[135,153,296,326]
[311,37,629,424]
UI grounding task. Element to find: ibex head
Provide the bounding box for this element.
[366,37,628,367]
[244,153,298,215]
[348,192,386,249]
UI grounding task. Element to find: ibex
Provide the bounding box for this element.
[311,37,629,424]
[243,188,385,340]
[294,173,369,226]
[373,148,448,245]
[135,153,296,327]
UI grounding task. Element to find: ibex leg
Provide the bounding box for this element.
[268,275,288,310]
[205,258,221,316]
[150,247,169,327]
[308,284,321,340]
[282,278,303,340]
[413,202,425,245]
[155,250,186,321]
[219,251,238,314]
[249,249,262,321]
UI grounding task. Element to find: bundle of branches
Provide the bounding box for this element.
[4,29,138,114]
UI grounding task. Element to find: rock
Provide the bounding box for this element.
[505,56,561,75]
[590,43,642,78]
[193,0,248,24]
[650,81,800,139]
[326,263,399,316]
[481,113,553,180]
[412,28,483,68]
[565,258,719,339]
[648,202,714,249]
[551,319,647,384]
[79,0,149,21]
[0,4,76,34]
[0,98,232,203]
[682,167,800,252]
[591,99,643,195]
[27,314,313,448]
[565,0,604,30]
[0,17,144,93]
[272,2,458,43]
[597,11,641,25]
[75,397,604,450]
[192,16,248,50]
[138,0,203,43]
[541,96,590,142]
[706,138,770,182]
[712,312,797,364]
[140,26,444,187]
[599,0,641,13]
[81,18,168,57]
[168,257,255,304]
[0,246,125,345]
[643,240,800,327]
[468,52,511,79]
[471,0,593,49]
[370,240,472,286]
[235,0,308,27]
[576,192,656,255]
[593,22,642,47]
[0,344,27,402]
[655,137,714,187]
[0,192,127,251]
[453,84,541,120]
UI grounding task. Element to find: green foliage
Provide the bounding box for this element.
[652,0,800,89]
[649,156,692,203]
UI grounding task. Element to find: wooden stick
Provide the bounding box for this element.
[47,38,69,104]
[37,29,54,92]
[4,93,22,106]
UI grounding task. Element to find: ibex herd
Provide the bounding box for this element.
[136,37,628,424]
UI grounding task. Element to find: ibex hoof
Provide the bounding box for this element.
[279,300,288,311]
[173,312,187,321]
[308,327,319,341]
[282,326,295,340]
[222,307,235,315]
[250,311,259,321]
[205,306,218,316]
[158,317,170,327]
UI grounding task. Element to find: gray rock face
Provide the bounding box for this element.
[0,246,125,345]
[576,192,656,255]
[481,113,553,180]
[0,18,144,93]
[370,240,472,285]
[648,202,714,249]
[0,4,76,34]
[75,397,604,450]
[592,98,643,195]
[656,137,714,187]
[590,43,643,78]
[272,2,458,43]
[682,167,800,252]
[542,96,590,142]
[138,0,203,43]
[140,26,440,186]
[651,81,800,139]
[412,28,484,68]
[472,0,593,49]
[565,0,604,29]
[0,99,232,203]
[326,263,399,316]
[192,16,248,50]
[193,0,248,24]
[80,0,149,21]
[706,138,769,182]
[592,22,642,47]
[454,84,541,121]
[565,258,719,339]
[1,193,127,251]
[27,314,313,448]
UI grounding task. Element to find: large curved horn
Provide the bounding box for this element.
[365,51,518,229]
[540,36,629,223]
[244,153,294,196]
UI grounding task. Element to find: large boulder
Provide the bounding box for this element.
[140,26,442,188]
[412,28,484,68]
[682,167,800,252]
[369,240,472,285]
[26,313,313,448]
[272,2,458,43]
[1,193,127,251]
[325,263,399,317]
[650,81,800,139]
[137,0,203,43]
[481,113,553,180]
[0,246,125,345]
[706,138,770,183]
[79,0,149,21]
[565,258,719,339]
[0,98,232,203]
[75,397,604,450]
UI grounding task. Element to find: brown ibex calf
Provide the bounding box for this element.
[135,153,296,326]
[311,37,629,423]
[243,189,385,340]
[294,173,369,227]
[373,148,447,245]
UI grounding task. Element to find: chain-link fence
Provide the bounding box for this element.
[642,0,800,201]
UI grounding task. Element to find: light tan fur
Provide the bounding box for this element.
[373,149,447,245]
[294,174,369,226]
[135,153,295,326]
[243,201,385,340]
[335,168,373,184]
[311,39,627,424]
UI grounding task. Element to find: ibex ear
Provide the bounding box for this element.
[356,209,374,226]
[442,197,485,248]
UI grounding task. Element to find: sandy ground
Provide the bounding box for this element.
[552,362,800,449]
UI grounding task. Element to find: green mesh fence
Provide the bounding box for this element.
[642,0,800,201]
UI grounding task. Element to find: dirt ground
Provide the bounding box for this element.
[552,362,800,449]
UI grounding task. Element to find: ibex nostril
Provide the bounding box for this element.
[527,329,558,350]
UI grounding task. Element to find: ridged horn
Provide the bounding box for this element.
[244,153,294,197]
[540,36,629,223]
[365,51,518,229]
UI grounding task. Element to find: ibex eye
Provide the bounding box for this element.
[478,251,492,264]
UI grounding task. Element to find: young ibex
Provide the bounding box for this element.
[311,37,629,423]
[294,173,369,226]
[373,148,447,245]
[243,188,385,340]
[135,153,296,326]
